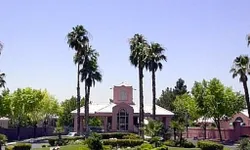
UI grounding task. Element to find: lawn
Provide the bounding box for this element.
[32,145,233,150]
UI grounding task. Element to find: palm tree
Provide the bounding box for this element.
[67,25,89,135]
[145,43,166,120]
[80,46,102,136]
[129,34,148,138]
[230,55,250,118]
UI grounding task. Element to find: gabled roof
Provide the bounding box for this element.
[114,82,132,87]
[71,102,174,116]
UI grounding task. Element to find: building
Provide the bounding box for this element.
[188,109,250,140]
[71,82,174,133]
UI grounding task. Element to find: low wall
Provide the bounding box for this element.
[0,127,56,141]
[187,125,250,141]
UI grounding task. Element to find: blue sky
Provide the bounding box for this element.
[0,0,250,104]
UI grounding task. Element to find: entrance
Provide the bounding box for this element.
[117,109,129,131]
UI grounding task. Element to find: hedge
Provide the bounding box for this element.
[100,132,130,139]
[47,136,85,146]
[102,139,144,147]
[197,140,224,150]
[5,143,31,150]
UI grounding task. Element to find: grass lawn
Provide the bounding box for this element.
[32,145,232,150]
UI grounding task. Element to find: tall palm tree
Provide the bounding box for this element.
[146,43,166,120]
[129,34,148,138]
[67,25,89,135]
[230,55,250,118]
[80,46,102,136]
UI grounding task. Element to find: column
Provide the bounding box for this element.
[103,117,108,132]
[74,115,77,132]
[80,116,84,134]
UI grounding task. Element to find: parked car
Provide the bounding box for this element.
[88,126,104,133]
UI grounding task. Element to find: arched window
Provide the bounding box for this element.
[235,117,244,122]
[117,109,129,131]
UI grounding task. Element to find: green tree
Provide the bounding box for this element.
[156,87,175,111]
[145,42,167,120]
[173,78,188,96]
[39,90,61,136]
[58,96,84,127]
[9,88,44,140]
[173,94,199,139]
[230,55,250,117]
[80,45,102,136]
[191,80,210,139]
[129,34,148,138]
[0,89,11,117]
[205,78,245,141]
[67,25,90,135]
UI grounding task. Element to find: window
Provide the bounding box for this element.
[117,109,129,131]
[120,90,127,101]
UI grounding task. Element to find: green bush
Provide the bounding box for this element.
[0,134,7,146]
[197,140,223,150]
[103,145,112,150]
[237,138,250,150]
[140,143,153,150]
[123,133,141,139]
[164,140,176,147]
[181,141,195,148]
[102,139,144,147]
[86,133,103,150]
[5,145,14,150]
[153,145,168,150]
[100,132,130,139]
[11,143,31,150]
[48,139,56,146]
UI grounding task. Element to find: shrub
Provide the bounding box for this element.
[123,133,141,139]
[0,134,7,146]
[237,138,250,150]
[100,132,130,139]
[197,140,223,150]
[153,145,168,150]
[86,133,103,150]
[164,140,176,147]
[181,141,195,148]
[48,139,56,146]
[102,139,144,147]
[5,145,14,150]
[103,145,112,150]
[140,143,153,150]
[12,143,32,150]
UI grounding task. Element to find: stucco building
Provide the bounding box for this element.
[71,82,174,133]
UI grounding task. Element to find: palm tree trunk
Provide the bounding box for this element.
[76,63,81,135]
[152,69,156,120]
[138,66,144,139]
[84,82,90,137]
[243,80,250,118]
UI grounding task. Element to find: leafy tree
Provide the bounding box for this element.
[173,94,199,139]
[173,78,188,96]
[145,42,167,120]
[0,89,11,117]
[230,55,250,117]
[80,45,102,136]
[58,96,84,127]
[9,88,44,140]
[129,34,148,138]
[67,25,90,135]
[191,80,210,139]
[156,87,175,111]
[204,78,245,141]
